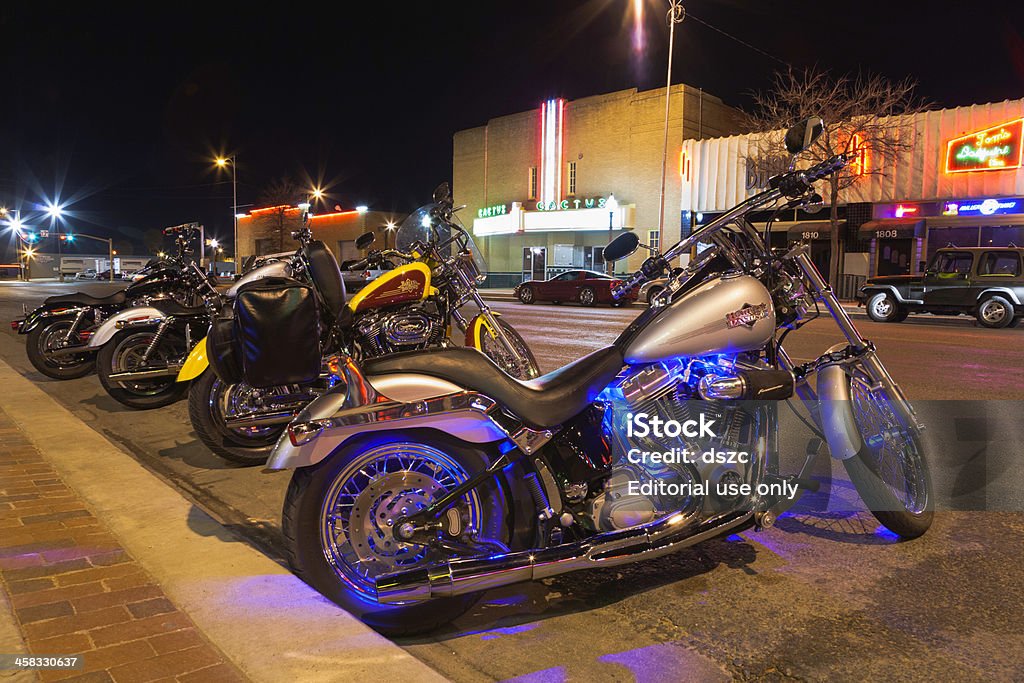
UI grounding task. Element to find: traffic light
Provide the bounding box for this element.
[23,232,38,243]
[60,233,75,243]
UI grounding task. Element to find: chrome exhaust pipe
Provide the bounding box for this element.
[224,410,300,429]
[107,365,183,381]
[46,345,95,357]
[375,508,753,604]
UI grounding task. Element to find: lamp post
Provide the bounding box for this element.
[657,0,686,256]
[606,194,618,275]
[45,203,64,280]
[383,220,396,250]
[215,156,238,274]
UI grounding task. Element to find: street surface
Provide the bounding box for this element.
[2,280,1023,681]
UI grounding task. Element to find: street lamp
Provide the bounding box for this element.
[46,202,66,280]
[214,156,238,275]
[382,220,396,249]
[606,194,618,274]
[657,0,686,256]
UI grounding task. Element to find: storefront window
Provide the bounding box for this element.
[926,226,980,263]
[980,226,1024,248]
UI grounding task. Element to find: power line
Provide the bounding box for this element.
[686,11,792,68]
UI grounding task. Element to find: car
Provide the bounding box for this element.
[856,246,1024,328]
[73,268,98,280]
[95,270,119,281]
[514,269,637,306]
[637,268,686,305]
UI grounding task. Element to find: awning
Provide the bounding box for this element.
[785,220,836,240]
[859,218,925,239]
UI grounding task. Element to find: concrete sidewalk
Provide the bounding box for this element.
[0,359,447,683]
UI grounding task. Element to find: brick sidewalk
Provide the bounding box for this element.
[0,410,248,683]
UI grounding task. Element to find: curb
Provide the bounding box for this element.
[0,359,448,683]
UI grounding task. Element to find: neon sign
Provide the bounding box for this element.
[942,198,1021,216]
[477,204,508,219]
[945,119,1024,173]
[894,204,918,218]
[539,99,565,208]
[535,196,609,211]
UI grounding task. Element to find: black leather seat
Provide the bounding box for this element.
[44,290,126,307]
[363,346,625,429]
[151,299,206,316]
[302,240,347,320]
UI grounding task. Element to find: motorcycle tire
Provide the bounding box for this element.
[187,370,281,466]
[843,373,933,539]
[26,320,96,380]
[470,317,541,380]
[282,431,531,636]
[96,329,189,410]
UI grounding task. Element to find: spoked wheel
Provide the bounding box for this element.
[26,319,95,380]
[187,370,291,465]
[843,369,933,539]
[578,287,596,307]
[283,434,520,635]
[472,318,541,379]
[97,330,188,409]
[517,286,535,304]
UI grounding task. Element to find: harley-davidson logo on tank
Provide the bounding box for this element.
[348,263,431,313]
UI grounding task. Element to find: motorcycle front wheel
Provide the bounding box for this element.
[26,319,96,380]
[469,316,541,379]
[843,369,933,539]
[96,329,189,409]
[282,432,525,636]
[187,369,286,466]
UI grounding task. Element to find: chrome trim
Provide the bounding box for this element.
[85,306,167,349]
[975,287,1022,305]
[815,359,863,461]
[375,508,752,603]
[106,364,183,381]
[863,285,923,305]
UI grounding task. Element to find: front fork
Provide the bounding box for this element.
[789,250,921,434]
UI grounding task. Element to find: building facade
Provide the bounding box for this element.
[681,99,1024,290]
[453,85,743,285]
[236,206,400,266]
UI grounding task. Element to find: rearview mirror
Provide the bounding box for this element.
[603,231,640,263]
[432,182,452,205]
[784,116,824,155]
[356,232,375,250]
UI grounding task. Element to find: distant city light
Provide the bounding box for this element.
[297,202,310,212]
[209,239,219,248]
[215,157,229,167]
[235,213,247,219]
[385,221,396,231]
[45,202,64,219]
[356,205,368,214]
[312,187,324,200]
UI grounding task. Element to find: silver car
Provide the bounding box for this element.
[637,277,669,305]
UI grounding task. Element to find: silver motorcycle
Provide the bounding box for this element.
[265,117,932,635]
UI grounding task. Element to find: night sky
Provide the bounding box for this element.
[2,2,1022,258]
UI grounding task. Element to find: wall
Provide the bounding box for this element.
[237,208,400,264]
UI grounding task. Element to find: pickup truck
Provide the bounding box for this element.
[856,246,1024,328]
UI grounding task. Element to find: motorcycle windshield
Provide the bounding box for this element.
[396,204,489,275]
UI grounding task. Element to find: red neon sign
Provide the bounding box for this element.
[945,118,1024,173]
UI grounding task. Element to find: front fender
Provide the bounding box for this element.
[176,337,209,382]
[464,311,502,349]
[815,343,864,460]
[85,306,165,349]
[264,360,505,471]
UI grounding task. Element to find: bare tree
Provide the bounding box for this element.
[258,176,302,251]
[742,68,929,285]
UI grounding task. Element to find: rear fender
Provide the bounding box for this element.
[176,337,209,382]
[19,305,91,334]
[264,360,506,471]
[85,306,165,349]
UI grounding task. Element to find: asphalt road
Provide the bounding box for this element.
[2,280,1023,681]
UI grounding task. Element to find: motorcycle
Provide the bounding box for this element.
[265,117,933,635]
[179,187,540,465]
[85,225,219,409]
[10,243,194,380]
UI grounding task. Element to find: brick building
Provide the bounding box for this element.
[236,206,401,265]
[453,85,743,285]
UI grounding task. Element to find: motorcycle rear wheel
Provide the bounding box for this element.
[843,371,933,539]
[187,370,282,466]
[97,330,188,410]
[282,432,525,636]
[26,319,95,380]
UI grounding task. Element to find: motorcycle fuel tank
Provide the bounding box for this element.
[225,260,290,298]
[623,273,775,364]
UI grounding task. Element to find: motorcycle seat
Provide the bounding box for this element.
[43,290,127,307]
[151,299,206,317]
[362,345,624,429]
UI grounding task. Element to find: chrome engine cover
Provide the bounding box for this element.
[355,305,445,357]
[588,359,766,531]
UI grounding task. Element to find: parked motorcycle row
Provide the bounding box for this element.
[13,121,934,637]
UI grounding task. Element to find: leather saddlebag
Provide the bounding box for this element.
[206,301,243,385]
[234,277,321,388]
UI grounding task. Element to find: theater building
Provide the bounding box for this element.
[453,85,743,286]
[236,205,400,266]
[680,98,1024,294]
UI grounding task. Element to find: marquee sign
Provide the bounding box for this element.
[945,119,1024,173]
[477,204,508,219]
[535,196,609,211]
[942,198,1021,217]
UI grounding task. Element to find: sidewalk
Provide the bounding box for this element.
[0,359,447,683]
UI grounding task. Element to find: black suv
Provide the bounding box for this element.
[856,247,1024,328]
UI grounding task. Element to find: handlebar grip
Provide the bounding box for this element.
[347,258,370,271]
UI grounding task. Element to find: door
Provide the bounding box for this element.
[923,250,975,307]
[522,247,547,283]
[546,271,579,301]
[877,238,912,276]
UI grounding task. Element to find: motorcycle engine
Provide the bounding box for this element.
[586,358,765,531]
[354,302,446,357]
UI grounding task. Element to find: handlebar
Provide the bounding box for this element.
[611,153,847,300]
[345,248,414,272]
